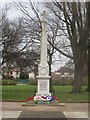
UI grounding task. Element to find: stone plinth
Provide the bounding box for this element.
[36,75,51,96]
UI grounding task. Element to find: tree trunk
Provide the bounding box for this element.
[72,49,85,93]
[86,38,90,92]
[72,63,83,93]
[48,54,53,92]
[86,2,90,92]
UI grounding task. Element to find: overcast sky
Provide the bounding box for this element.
[0,0,52,4]
[0,0,71,72]
[0,0,88,4]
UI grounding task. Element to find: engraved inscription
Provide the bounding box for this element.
[40,81,47,91]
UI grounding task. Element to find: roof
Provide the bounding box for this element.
[56,66,74,75]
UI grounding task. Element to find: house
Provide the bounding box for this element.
[1,62,36,80]
[12,68,20,79]
[28,72,35,79]
[51,72,61,81]
[57,67,74,80]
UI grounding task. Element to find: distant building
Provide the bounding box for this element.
[28,72,35,79]
[51,72,61,81]
[57,66,74,75]
[12,68,20,79]
[52,66,74,81]
[57,67,74,80]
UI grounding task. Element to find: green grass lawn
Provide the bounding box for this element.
[2,85,36,101]
[1,85,88,102]
[53,86,88,102]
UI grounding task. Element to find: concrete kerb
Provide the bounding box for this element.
[2,102,88,112]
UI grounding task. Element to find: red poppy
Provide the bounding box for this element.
[27,96,34,101]
[53,96,59,101]
[41,96,46,99]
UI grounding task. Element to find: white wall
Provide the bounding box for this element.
[29,72,35,79]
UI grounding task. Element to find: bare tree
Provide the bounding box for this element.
[14,1,65,91]
[1,4,40,73]
[45,2,89,93]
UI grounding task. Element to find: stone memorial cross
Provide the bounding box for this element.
[35,11,51,98]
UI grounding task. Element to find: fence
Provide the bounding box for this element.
[54,89,88,103]
[1,85,88,103]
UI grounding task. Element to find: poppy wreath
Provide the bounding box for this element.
[27,95,58,101]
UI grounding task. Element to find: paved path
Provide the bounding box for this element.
[1,102,89,120]
[1,111,88,120]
